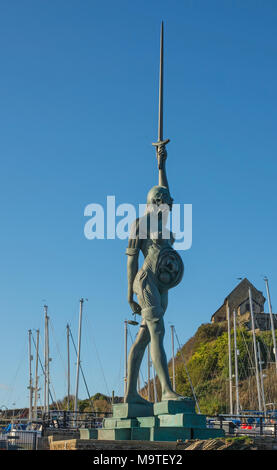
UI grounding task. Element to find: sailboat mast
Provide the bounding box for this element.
[171,325,176,391]
[67,324,70,410]
[249,288,263,412]
[44,305,50,414]
[147,345,151,401]
[257,342,266,413]
[124,320,128,396]
[28,329,33,421]
[33,329,40,419]
[227,303,233,414]
[264,277,277,373]
[74,298,84,414]
[153,368,157,403]
[233,309,240,415]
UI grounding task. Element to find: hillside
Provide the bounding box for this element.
[140,322,277,415]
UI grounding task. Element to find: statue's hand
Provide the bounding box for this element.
[129,300,142,316]
[156,144,167,169]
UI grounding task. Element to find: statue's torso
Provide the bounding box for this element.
[138,225,184,292]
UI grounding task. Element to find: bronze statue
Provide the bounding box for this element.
[125,23,185,405]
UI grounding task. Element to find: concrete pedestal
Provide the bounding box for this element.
[84,399,224,442]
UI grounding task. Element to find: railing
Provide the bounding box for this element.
[207,413,277,438]
[41,410,112,431]
[0,430,40,450]
[0,409,112,449]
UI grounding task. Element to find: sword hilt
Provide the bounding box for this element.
[152,139,170,169]
[152,139,170,148]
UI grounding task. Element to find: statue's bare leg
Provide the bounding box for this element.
[124,319,151,405]
[146,316,184,401]
[134,274,184,401]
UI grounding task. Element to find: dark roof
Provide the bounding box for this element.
[223,277,264,303]
[211,278,265,321]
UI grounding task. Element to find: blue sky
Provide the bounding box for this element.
[0,0,277,409]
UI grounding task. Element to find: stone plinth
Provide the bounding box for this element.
[153,399,195,415]
[112,403,153,419]
[159,412,206,428]
[98,429,131,440]
[81,399,225,442]
[79,429,98,439]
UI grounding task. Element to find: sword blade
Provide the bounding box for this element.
[152,21,169,152]
[158,21,164,142]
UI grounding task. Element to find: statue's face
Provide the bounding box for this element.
[146,186,173,212]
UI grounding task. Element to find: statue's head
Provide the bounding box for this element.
[146,185,173,213]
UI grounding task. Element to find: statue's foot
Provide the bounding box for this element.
[161,390,186,401]
[124,392,151,406]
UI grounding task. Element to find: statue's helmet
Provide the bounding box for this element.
[146,185,173,211]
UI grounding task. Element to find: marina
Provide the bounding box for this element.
[1,2,277,454]
[1,276,277,450]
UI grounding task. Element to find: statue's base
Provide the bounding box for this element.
[81,399,225,442]
[112,402,153,419]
